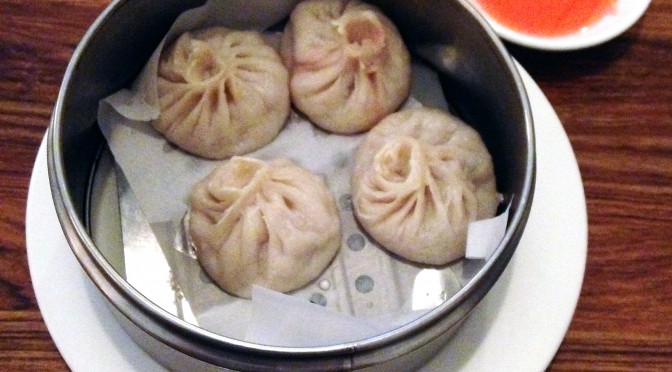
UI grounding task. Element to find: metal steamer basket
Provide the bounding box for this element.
[48,0,535,370]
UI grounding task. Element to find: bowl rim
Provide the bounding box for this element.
[468,0,652,51]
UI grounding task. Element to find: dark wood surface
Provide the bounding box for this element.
[1,0,671,370]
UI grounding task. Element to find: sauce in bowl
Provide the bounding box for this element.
[476,0,617,37]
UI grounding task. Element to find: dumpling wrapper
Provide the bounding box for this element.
[188,156,341,298]
[352,107,499,265]
[281,0,411,134]
[155,27,290,159]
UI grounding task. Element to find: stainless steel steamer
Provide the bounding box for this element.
[48,0,535,370]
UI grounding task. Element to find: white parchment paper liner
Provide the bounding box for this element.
[97,0,508,347]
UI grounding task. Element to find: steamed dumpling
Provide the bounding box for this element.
[281,0,411,134]
[188,156,341,298]
[352,107,499,265]
[155,27,290,159]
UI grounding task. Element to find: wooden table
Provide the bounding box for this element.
[1,0,671,370]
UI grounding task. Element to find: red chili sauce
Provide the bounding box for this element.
[476,0,617,37]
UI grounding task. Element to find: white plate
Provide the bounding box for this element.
[469,0,651,51]
[27,66,587,371]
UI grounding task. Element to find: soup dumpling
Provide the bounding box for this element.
[188,156,341,298]
[155,27,290,159]
[352,107,499,265]
[281,0,411,134]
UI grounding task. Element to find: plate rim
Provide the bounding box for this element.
[27,65,587,371]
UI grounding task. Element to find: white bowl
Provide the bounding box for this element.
[469,0,651,51]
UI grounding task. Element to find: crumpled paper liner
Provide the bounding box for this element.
[96,0,508,347]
